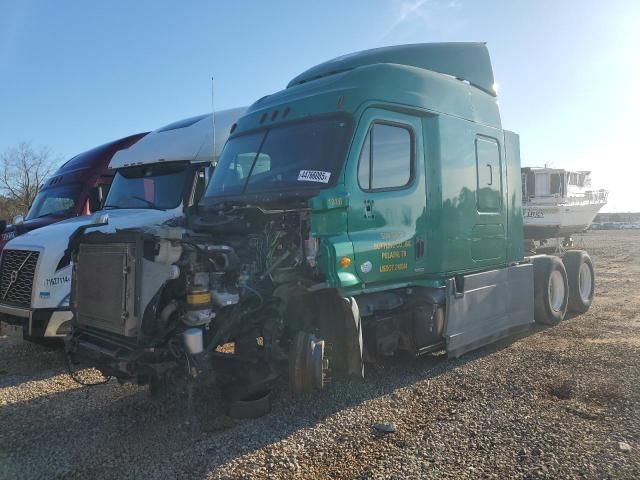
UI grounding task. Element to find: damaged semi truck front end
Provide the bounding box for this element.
[67,43,538,395]
[68,113,365,394]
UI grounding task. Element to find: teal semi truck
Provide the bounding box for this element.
[66,43,595,397]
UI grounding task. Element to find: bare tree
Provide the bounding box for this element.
[0,142,57,218]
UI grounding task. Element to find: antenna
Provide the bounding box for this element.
[211,76,216,166]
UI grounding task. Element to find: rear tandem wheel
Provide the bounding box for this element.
[562,250,595,313]
[532,255,569,326]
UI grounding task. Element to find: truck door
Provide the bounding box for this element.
[472,134,507,264]
[346,108,427,288]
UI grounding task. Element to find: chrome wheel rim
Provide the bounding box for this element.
[578,262,592,302]
[548,270,565,312]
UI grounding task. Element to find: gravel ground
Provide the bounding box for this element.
[1,230,639,479]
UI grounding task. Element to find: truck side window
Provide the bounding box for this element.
[358,123,413,191]
[357,133,371,188]
[475,136,502,211]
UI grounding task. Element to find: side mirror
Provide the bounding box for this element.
[13,215,24,226]
[0,220,6,234]
[91,212,109,225]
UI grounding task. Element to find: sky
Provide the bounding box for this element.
[1,0,638,212]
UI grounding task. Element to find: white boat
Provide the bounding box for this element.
[521,167,608,241]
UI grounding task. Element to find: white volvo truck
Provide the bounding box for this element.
[0,108,245,340]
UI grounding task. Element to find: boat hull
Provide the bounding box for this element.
[523,202,606,240]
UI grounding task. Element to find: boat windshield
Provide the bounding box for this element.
[104,161,191,210]
[201,114,353,201]
[26,184,82,220]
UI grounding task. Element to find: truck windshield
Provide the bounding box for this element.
[104,162,191,210]
[202,114,353,200]
[25,184,81,220]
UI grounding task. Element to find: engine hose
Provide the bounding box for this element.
[159,300,179,332]
[168,337,183,359]
[178,240,215,272]
[64,347,112,386]
[260,250,291,281]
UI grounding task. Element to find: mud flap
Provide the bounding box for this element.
[444,263,534,358]
[344,297,365,378]
[286,289,364,379]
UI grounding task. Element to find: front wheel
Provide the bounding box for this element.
[532,255,569,326]
[563,250,594,313]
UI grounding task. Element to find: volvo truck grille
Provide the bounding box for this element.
[0,249,39,308]
[74,243,138,337]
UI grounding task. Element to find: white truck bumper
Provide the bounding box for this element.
[0,304,72,338]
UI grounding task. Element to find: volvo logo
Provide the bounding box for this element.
[1,251,34,300]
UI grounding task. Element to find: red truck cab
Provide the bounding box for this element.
[0,133,146,251]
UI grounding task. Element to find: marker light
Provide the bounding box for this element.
[339,257,352,268]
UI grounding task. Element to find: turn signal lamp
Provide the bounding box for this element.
[339,257,352,268]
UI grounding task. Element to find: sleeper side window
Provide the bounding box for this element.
[475,136,502,212]
[357,123,413,191]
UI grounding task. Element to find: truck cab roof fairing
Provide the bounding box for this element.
[43,133,147,189]
[109,107,247,169]
[287,43,496,96]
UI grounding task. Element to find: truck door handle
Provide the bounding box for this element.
[364,199,374,219]
[415,237,424,259]
[486,164,493,186]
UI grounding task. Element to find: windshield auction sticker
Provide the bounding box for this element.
[298,170,331,183]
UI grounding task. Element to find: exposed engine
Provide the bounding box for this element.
[67,207,359,396]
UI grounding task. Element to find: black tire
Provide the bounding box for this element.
[229,390,272,419]
[562,250,594,313]
[532,255,569,326]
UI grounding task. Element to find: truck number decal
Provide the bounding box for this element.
[45,276,71,287]
[298,170,331,183]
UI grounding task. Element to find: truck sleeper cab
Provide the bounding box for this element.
[0,108,245,340]
[68,44,594,397]
[0,133,146,252]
